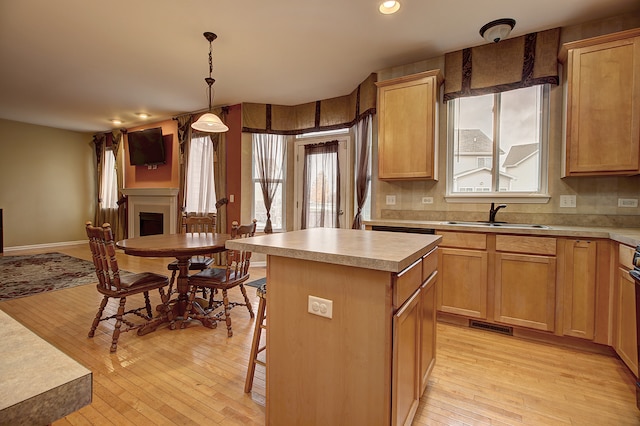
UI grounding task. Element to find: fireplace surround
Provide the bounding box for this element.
[121,188,179,237]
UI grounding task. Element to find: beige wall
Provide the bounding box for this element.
[0,118,95,249]
[372,11,640,228]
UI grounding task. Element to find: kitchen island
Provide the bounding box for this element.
[226,228,441,426]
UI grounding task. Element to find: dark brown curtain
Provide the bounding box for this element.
[174,113,194,231]
[254,134,286,233]
[444,28,560,101]
[242,73,377,134]
[92,130,126,240]
[301,140,341,229]
[352,115,371,229]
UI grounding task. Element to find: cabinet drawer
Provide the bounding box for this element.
[619,243,635,270]
[394,259,422,309]
[495,235,556,255]
[422,247,438,281]
[436,231,486,249]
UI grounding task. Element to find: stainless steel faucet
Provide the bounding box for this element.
[489,202,507,223]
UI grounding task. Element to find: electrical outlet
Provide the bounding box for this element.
[559,195,576,208]
[422,197,433,204]
[385,195,396,205]
[618,198,638,208]
[308,295,333,319]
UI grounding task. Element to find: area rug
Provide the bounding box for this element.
[245,277,266,288]
[0,252,101,300]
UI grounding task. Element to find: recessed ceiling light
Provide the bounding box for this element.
[379,0,400,14]
[136,113,150,119]
[111,119,123,125]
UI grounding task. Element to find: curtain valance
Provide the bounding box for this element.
[443,28,560,101]
[242,73,377,135]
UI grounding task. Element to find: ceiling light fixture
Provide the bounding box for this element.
[379,1,400,15]
[479,18,516,43]
[191,31,228,133]
[136,113,150,119]
[111,119,123,125]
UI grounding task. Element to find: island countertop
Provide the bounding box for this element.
[225,227,441,273]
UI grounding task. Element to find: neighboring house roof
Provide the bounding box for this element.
[503,143,539,167]
[453,167,516,181]
[453,129,505,154]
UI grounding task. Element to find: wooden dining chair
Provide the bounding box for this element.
[166,212,216,294]
[186,219,257,336]
[86,222,171,352]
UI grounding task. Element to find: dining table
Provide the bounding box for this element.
[115,232,231,333]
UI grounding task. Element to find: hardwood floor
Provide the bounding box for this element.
[2,244,639,425]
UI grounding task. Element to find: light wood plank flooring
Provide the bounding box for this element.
[1,244,639,425]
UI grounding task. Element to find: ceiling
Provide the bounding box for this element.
[0,0,638,133]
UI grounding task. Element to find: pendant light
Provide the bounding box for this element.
[192,32,228,133]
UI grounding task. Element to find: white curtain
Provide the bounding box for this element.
[185,134,217,214]
[301,140,340,229]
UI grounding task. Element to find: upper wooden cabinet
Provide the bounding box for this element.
[559,28,640,176]
[376,70,442,180]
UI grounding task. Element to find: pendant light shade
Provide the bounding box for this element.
[192,112,229,132]
[192,31,228,133]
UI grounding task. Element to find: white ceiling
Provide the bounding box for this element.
[0,0,638,133]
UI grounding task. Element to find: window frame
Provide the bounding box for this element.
[445,84,551,204]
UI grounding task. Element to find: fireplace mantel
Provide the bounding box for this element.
[121,188,179,237]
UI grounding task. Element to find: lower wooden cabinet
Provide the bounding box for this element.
[419,272,437,395]
[392,288,421,426]
[562,240,597,339]
[392,250,439,426]
[615,265,639,377]
[494,252,557,331]
[438,247,488,318]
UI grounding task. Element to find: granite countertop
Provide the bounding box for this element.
[0,309,92,425]
[364,219,640,247]
[226,227,441,273]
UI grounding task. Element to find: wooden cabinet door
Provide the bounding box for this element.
[419,271,437,396]
[615,267,638,377]
[438,247,488,319]
[494,253,556,331]
[392,289,421,426]
[563,240,597,339]
[564,32,640,176]
[377,70,441,180]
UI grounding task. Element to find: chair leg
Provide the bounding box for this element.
[167,270,177,295]
[110,297,127,352]
[88,296,109,338]
[221,289,233,337]
[143,291,153,318]
[239,284,255,318]
[181,285,198,329]
[245,294,266,393]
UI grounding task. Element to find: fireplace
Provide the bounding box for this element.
[121,188,179,237]
[140,212,164,236]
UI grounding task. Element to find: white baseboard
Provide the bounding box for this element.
[3,240,86,253]
[251,260,266,268]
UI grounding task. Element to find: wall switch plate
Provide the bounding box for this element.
[385,195,396,205]
[559,195,576,208]
[618,198,638,208]
[422,197,433,204]
[229,194,235,203]
[308,295,333,319]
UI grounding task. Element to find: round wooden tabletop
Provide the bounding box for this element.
[115,233,231,258]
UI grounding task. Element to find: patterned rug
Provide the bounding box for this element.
[0,252,100,300]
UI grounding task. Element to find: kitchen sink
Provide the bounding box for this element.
[442,221,550,229]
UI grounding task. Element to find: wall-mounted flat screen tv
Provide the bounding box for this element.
[127,127,166,166]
